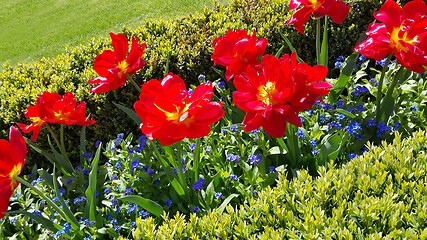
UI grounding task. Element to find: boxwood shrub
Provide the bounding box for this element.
[130,130,427,239]
[0,0,385,167]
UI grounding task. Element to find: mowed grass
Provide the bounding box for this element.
[0,0,227,66]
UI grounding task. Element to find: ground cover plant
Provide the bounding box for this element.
[1,0,427,239]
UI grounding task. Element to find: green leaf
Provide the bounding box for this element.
[279,32,304,63]
[6,210,59,232]
[119,195,163,217]
[275,137,289,155]
[380,67,411,123]
[217,194,238,214]
[320,131,349,166]
[274,45,285,58]
[332,52,359,91]
[52,166,79,229]
[320,16,328,67]
[113,102,142,126]
[14,176,70,230]
[85,143,102,221]
[80,125,87,165]
[205,180,215,206]
[211,66,227,82]
[268,146,287,155]
[38,169,54,188]
[47,135,74,175]
[334,109,356,119]
[170,178,185,196]
[25,138,65,173]
[149,141,187,197]
[211,66,222,75]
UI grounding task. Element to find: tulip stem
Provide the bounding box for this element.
[59,125,72,171]
[46,123,61,152]
[375,53,393,123]
[379,65,405,123]
[127,74,142,94]
[284,123,300,171]
[45,124,74,175]
[193,138,202,183]
[169,142,187,193]
[316,18,321,65]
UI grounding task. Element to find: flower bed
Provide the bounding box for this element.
[0,0,384,155]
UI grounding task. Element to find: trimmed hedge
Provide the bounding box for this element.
[131,130,427,239]
[1,0,385,165]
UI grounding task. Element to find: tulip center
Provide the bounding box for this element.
[54,110,72,120]
[258,82,278,106]
[157,103,193,126]
[309,0,323,9]
[30,116,44,126]
[390,26,418,52]
[9,163,23,190]
[116,60,129,79]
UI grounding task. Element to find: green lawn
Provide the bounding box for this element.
[0,0,226,66]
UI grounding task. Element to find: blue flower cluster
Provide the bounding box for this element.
[192,178,205,193]
[115,133,124,146]
[126,203,139,214]
[366,120,376,128]
[226,153,241,163]
[309,139,317,148]
[229,174,238,181]
[319,114,329,124]
[52,222,72,239]
[345,121,362,136]
[376,122,392,137]
[217,81,226,89]
[73,196,86,206]
[230,124,239,132]
[311,150,320,156]
[214,192,224,199]
[248,154,262,166]
[351,86,369,96]
[328,120,342,130]
[296,129,306,140]
[335,56,345,68]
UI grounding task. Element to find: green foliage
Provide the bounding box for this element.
[132,130,427,239]
[0,0,389,169]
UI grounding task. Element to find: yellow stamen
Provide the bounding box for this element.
[54,110,71,121]
[390,26,418,52]
[309,0,323,9]
[116,60,129,79]
[257,82,278,106]
[155,103,193,127]
[0,163,23,190]
[30,117,42,124]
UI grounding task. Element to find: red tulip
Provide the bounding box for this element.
[89,33,145,93]
[211,29,268,81]
[233,54,331,138]
[285,52,332,112]
[17,92,96,141]
[134,73,225,146]
[0,126,27,219]
[287,0,350,34]
[353,0,427,73]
